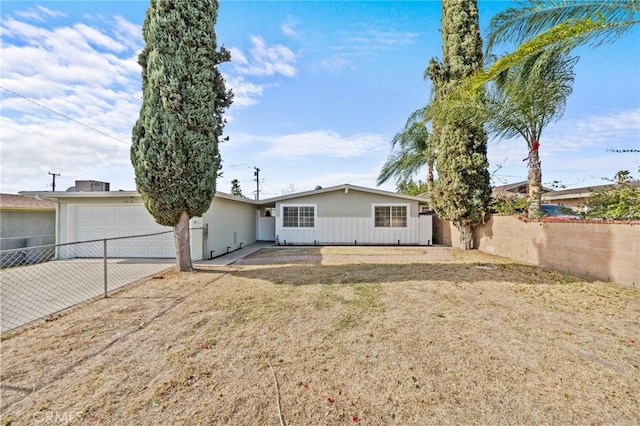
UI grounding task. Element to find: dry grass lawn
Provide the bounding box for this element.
[1,246,639,425]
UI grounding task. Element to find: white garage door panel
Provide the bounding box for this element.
[73,204,174,258]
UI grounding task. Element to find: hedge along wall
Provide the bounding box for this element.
[433,216,639,288]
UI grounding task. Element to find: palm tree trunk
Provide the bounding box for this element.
[527,146,542,219]
[427,161,434,203]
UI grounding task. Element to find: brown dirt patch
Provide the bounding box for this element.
[1,247,639,425]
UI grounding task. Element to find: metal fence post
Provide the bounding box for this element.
[103,238,108,298]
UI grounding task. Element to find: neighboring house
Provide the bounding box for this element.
[34,184,432,260]
[0,194,56,250]
[491,181,553,198]
[542,181,640,209]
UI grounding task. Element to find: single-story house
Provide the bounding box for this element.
[0,193,56,250]
[491,181,553,198]
[542,182,640,209]
[252,184,432,247]
[33,184,432,260]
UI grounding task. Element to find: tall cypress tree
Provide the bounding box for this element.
[427,0,490,250]
[131,0,232,271]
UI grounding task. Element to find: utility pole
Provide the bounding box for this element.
[48,171,61,192]
[253,166,260,200]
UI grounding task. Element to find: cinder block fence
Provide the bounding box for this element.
[434,216,639,288]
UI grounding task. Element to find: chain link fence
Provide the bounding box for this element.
[0,229,204,333]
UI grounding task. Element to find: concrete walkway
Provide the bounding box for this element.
[195,241,274,266]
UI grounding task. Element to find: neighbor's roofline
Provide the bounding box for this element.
[1,193,57,211]
[542,181,640,198]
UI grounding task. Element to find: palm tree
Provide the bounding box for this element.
[484,46,578,218]
[474,0,639,87]
[377,106,435,195]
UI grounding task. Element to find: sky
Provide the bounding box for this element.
[1,1,639,198]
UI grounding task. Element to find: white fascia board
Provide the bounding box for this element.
[36,190,259,205]
[260,184,429,204]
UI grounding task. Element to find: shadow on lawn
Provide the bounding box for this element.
[226,262,583,286]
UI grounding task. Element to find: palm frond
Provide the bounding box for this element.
[378,106,434,186]
[473,16,622,90]
[486,0,639,53]
[484,46,577,145]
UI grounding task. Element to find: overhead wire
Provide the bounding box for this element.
[0,85,129,145]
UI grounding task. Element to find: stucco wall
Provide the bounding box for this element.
[202,196,257,258]
[0,211,55,250]
[275,189,423,218]
[434,216,639,287]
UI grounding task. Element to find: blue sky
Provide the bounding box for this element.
[1,1,638,197]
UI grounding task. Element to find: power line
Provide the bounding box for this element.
[0,85,129,145]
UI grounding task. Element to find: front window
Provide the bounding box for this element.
[375,205,407,227]
[283,205,315,227]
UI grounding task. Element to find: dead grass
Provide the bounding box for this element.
[1,247,639,425]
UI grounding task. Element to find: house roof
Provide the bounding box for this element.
[542,181,640,201]
[492,181,553,197]
[26,190,256,204]
[0,193,56,211]
[19,184,428,206]
[257,183,429,204]
[492,181,528,192]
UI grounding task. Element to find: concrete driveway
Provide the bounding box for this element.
[1,242,273,333]
[0,258,175,333]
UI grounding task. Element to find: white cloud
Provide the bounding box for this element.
[343,30,419,51]
[1,8,297,193]
[281,16,302,39]
[0,11,143,194]
[14,6,64,22]
[321,53,354,74]
[224,75,266,110]
[487,108,640,187]
[264,130,387,158]
[541,108,640,156]
[321,28,419,73]
[232,36,297,77]
[113,15,144,52]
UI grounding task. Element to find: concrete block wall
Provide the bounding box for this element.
[434,216,639,288]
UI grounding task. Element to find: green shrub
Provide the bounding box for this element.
[583,184,640,220]
[490,195,530,216]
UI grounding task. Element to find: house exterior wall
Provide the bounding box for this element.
[434,215,639,287]
[273,190,430,245]
[201,196,257,258]
[55,195,206,259]
[274,190,423,218]
[0,210,55,250]
[276,216,432,245]
[57,196,146,244]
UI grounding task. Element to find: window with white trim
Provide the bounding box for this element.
[374,205,407,227]
[282,205,315,228]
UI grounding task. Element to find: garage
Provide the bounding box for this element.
[72,203,174,258]
[45,192,176,259]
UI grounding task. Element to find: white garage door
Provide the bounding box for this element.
[73,204,175,258]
